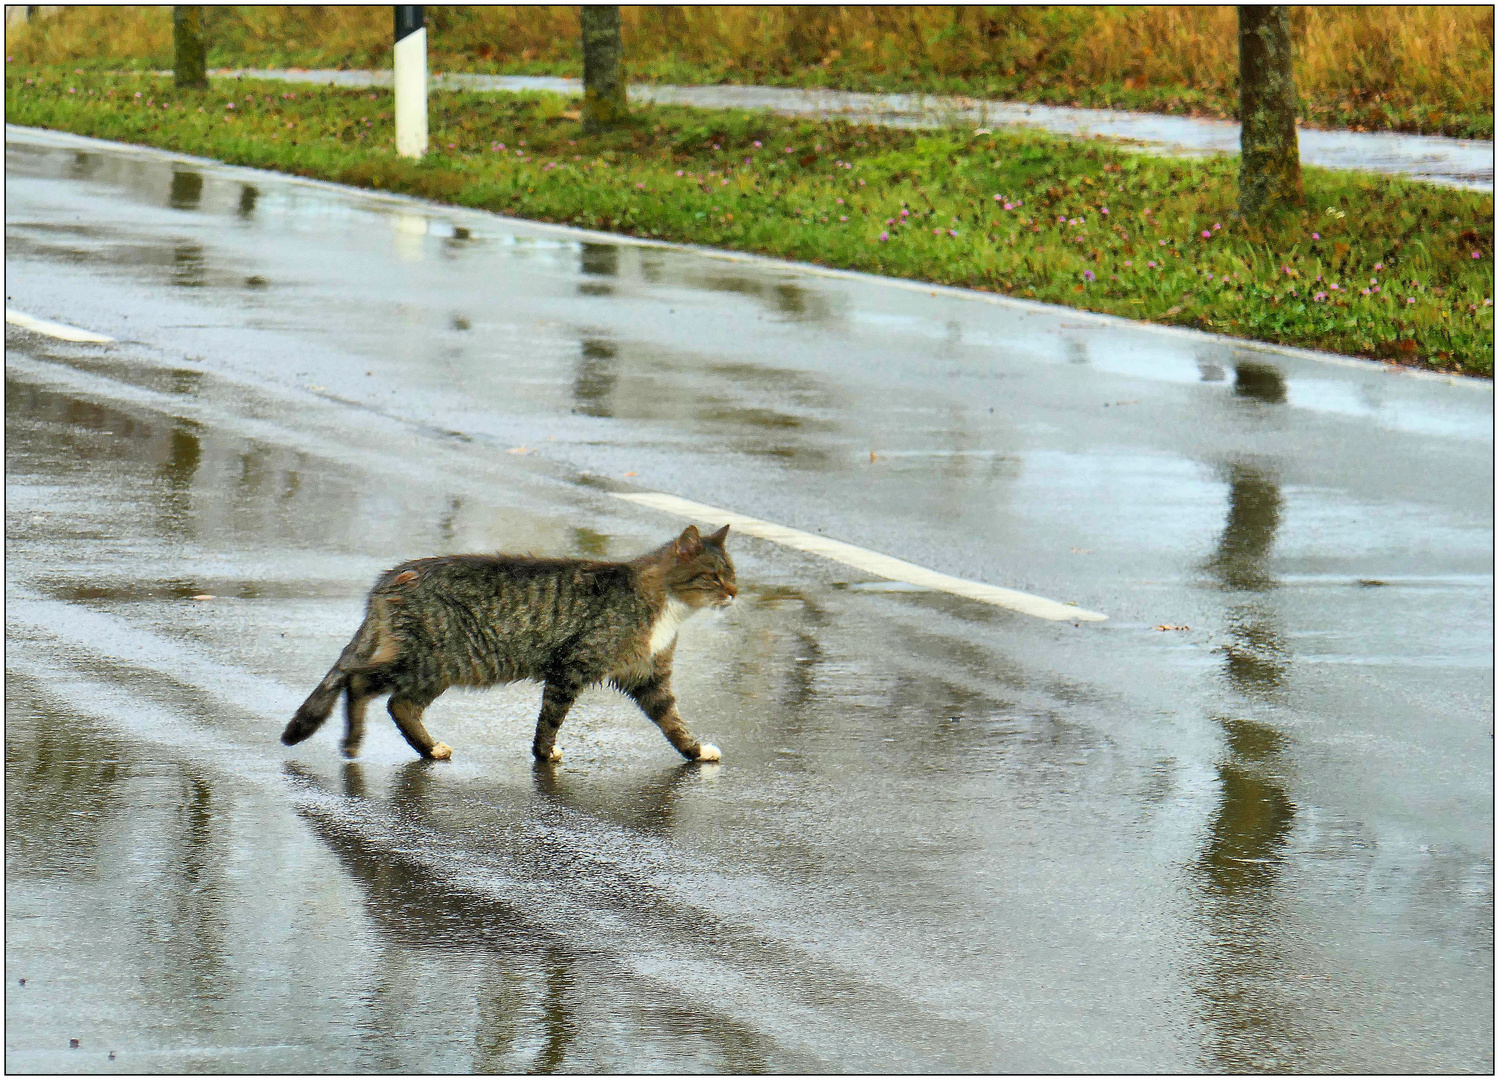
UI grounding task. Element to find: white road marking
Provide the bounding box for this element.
[5,308,114,343]
[612,491,1108,623]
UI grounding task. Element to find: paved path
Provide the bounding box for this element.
[217,68,1494,192]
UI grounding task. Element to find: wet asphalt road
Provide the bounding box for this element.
[5,126,1494,1072]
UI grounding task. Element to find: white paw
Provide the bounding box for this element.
[545,746,563,763]
[429,742,453,761]
[696,743,721,762]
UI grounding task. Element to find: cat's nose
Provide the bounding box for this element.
[725,583,737,598]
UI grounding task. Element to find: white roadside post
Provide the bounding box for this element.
[394,5,427,158]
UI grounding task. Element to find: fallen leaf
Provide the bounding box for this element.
[190,594,215,601]
[506,447,531,454]
[1165,305,1183,315]
[1154,624,1189,631]
[623,471,637,477]
[1069,547,1092,554]
[869,451,880,462]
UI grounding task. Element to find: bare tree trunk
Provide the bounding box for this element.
[173,6,208,89]
[1237,6,1302,222]
[580,5,626,133]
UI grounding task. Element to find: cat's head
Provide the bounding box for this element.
[663,524,736,609]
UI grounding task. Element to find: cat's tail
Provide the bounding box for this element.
[282,663,347,745]
[282,598,400,747]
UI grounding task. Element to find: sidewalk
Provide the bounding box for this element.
[217,69,1494,193]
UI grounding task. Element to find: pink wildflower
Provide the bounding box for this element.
[1312,232,1320,240]
[1202,230,1211,239]
[878,231,889,241]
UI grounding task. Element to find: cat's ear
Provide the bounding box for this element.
[707,524,730,547]
[673,525,703,559]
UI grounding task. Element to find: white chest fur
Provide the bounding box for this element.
[647,597,695,656]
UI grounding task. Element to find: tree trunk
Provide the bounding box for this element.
[580,5,626,133]
[1237,6,1302,221]
[173,6,208,89]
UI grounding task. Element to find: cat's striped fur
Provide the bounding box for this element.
[281,525,735,762]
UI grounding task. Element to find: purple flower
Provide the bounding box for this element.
[900,208,909,218]
[1213,223,1221,231]
[994,194,1002,202]
[1004,202,1014,210]
[753,140,762,148]
[1083,270,1095,282]
[1314,291,1327,301]
[949,229,958,237]
[1101,208,1109,215]
[841,216,848,222]
[1473,251,1483,259]
[1312,232,1320,240]
[878,231,889,241]
[676,169,683,176]
[1148,261,1157,268]
[1201,230,1211,239]
[1124,260,1133,267]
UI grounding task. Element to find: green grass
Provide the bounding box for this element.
[7,68,1493,376]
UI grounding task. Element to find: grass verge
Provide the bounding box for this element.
[7,69,1493,376]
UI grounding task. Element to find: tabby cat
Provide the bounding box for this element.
[281,524,735,763]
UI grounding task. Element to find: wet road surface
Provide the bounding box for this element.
[221,68,1496,192]
[5,126,1494,1072]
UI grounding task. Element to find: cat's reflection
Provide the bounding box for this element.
[531,758,710,835]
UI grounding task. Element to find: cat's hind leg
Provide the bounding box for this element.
[388,687,452,761]
[342,672,380,759]
[622,672,720,762]
[533,674,585,762]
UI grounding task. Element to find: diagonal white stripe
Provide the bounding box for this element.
[5,308,114,343]
[612,490,1108,623]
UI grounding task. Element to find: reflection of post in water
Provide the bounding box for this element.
[169,169,204,211]
[578,242,618,296]
[1193,456,1302,1069]
[572,337,618,418]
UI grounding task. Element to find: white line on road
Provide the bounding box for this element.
[612,490,1108,623]
[5,308,114,343]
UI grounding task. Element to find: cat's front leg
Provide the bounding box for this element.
[533,674,584,762]
[622,671,720,762]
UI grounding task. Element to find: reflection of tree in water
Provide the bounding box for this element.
[1194,458,1305,1070]
[4,675,129,876]
[156,419,202,540]
[578,242,618,296]
[169,169,203,211]
[154,771,231,1019]
[572,337,617,417]
[237,183,259,219]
